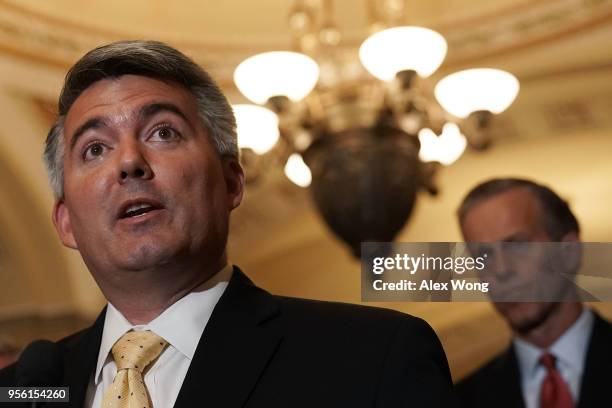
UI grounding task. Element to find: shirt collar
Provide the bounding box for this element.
[93,264,233,385]
[550,306,593,373]
[513,307,594,380]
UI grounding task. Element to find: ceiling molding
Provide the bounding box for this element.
[0,0,611,78]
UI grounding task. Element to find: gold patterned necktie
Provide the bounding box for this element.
[101,330,167,408]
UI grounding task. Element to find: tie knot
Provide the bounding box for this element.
[111,330,167,372]
[539,353,557,371]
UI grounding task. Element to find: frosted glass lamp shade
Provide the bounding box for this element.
[418,122,467,165]
[233,104,280,155]
[434,68,520,118]
[284,153,312,187]
[359,26,447,80]
[234,51,319,104]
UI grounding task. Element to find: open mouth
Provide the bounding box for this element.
[118,200,163,220]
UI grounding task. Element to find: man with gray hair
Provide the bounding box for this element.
[0,40,454,407]
[455,178,612,408]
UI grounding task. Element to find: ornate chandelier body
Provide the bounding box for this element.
[232,0,519,255]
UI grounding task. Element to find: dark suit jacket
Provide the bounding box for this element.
[456,312,612,408]
[1,267,456,407]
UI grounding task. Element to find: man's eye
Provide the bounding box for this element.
[151,126,179,141]
[83,143,106,160]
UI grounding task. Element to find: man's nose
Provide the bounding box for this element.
[492,247,515,282]
[117,140,153,183]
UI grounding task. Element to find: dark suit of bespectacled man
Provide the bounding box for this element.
[0,40,456,407]
[455,178,612,408]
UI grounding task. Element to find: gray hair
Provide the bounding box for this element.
[458,177,580,240]
[43,40,238,199]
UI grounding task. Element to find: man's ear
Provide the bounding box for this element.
[222,157,245,211]
[560,231,581,275]
[52,200,78,249]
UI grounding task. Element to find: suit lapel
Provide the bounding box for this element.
[173,267,283,408]
[577,313,612,408]
[496,346,526,408]
[48,308,105,408]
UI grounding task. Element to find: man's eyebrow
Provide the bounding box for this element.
[138,102,192,126]
[69,117,107,151]
[502,233,527,243]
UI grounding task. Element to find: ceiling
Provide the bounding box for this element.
[0,0,539,47]
[1,0,612,379]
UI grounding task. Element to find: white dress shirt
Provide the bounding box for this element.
[85,264,232,408]
[513,307,594,408]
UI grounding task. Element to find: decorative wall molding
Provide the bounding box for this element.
[0,301,74,322]
[0,0,611,81]
[441,0,612,63]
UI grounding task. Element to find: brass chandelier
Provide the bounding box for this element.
[231,0,519,256]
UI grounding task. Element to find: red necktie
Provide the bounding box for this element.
[539,353,574,408]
